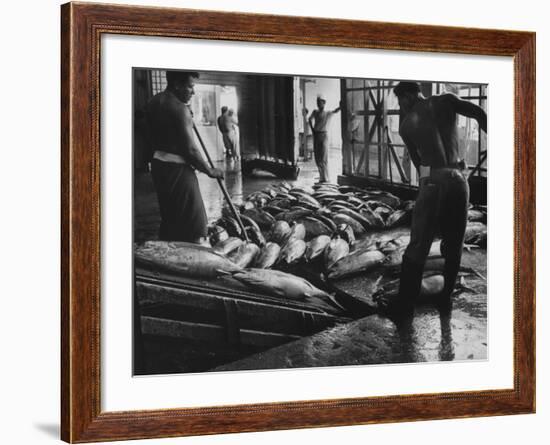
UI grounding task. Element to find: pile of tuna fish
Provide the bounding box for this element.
[211,182,485,273]
[209,182,416,280]
[136,182,487,314]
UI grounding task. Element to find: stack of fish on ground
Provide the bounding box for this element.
[134,240,343,314]
[138,182,487,313]
[209,181,487,304]
[211,182,412,279]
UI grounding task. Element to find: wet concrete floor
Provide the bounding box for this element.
[134,148,487,371]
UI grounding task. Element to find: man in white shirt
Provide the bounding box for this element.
[308,93,341,183]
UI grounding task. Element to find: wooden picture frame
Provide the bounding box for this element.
[61,2,535,442]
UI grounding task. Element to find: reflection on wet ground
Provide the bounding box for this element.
[214,296,486,372]
[134,147,486,369]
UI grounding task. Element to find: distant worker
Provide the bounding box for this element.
[146,70,224,243]
[383,81,487,316]
[217,106,239,159]
[308,94,341,183]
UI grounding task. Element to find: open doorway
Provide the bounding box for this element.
[191,84,239,162]
[296,76,342,183]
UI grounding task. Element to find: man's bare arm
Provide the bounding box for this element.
[308,111,315,133]
[447,93,487,133]
[177,106,224,179]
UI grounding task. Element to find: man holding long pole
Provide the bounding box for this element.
[145,70,224,244]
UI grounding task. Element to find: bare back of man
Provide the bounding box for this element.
[399,93,487,169]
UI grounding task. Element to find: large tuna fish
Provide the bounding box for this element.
[253,242,281,269]
[275,192,298,203]
[464,222,487,244]
[339,185,364,194]
[359,207,386,229]
[230,268,343,314]
[328,249,385,280]
[290,185,315,195]
[263,205,286,216]
[324,236,350,269]
[135,241,243,278]
[229,242,260,268]
[298,216,332,240]
[313,192,347,201]
[240,214,261,232]
[213,237,244,256]
[346,196,367,208]
[278,237,307,265]
[468,209,485,222]
[208,225,229,246]
[286,222,306,242]
[261,186,279,198]
[335,223,355,245]
[335,208,372,231]
[241,200,256,211]
[288,191,322,209]
[245,226,266,247]
[366,200,395,213]
[312,213,337,232]
[243,208,276,229]
[240,214,265,246]
[374,206,393,222]
[332,213,366,236]
[270,198,293,209]
[270,220,291,244]
[276,208,313,222]
[219,216,244,238]
[305,235,331,262]
[386,209,411,228]
[364,191,401,208]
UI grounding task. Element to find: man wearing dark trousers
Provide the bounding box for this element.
[146,70,224,243]
[308,94,341,183]
[383,81,487,316]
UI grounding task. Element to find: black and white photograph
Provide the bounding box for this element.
[133,68,488,376]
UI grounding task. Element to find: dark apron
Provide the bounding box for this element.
[150,159,208,242]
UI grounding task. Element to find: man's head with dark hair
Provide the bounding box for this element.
[393,81,421,98]
[166,70,199,87]
[221,106,228,114]
[393,81,422,113]
[165,70,199,103]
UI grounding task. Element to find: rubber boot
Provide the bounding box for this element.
[381,257,423,320]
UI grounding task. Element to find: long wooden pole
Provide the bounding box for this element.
[192,124,249,241]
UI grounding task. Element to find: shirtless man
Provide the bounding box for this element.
[308,94,341,183]
[146,70,224,243]
[385,81,487,315]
